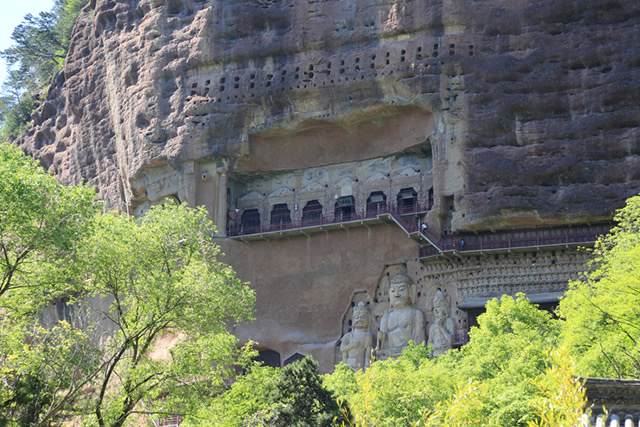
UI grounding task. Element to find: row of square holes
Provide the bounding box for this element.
[188,44,475,96]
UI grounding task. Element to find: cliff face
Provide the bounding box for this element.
[19,0,640,231]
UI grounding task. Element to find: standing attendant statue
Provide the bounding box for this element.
[376,274,426,359]
[340,302,374,371]
[427,289,455,356]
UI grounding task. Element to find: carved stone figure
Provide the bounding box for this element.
[427,289,455,356]
[376,274,426,359]
[340,302,374,371]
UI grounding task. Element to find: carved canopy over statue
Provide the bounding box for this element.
[375,273,426,359]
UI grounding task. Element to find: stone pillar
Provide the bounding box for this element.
[215,167,228,236]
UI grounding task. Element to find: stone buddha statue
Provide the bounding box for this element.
[376,274,426,359]
[340,302,374,371]
[427,288,455,356]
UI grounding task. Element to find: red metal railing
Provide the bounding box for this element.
[418,223,611,258]
[228,202,431,237]
[229,201,609,257]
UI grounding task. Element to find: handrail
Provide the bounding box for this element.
[228,202,431,237]
[417,223,611,258]
[228,201,611,258]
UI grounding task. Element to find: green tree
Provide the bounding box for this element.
[182,364,280,426]
[324,344,456,427]
[324,296,560,426]
[0,141,98,425]
[447,294,561,426]
[0,144,256,424]
[528,346,589,427]
[2,12,66,86]
[1,0,89,89]
[0,0,89,140]
[559,194,640,378]
[0,141,97,300]
[259,356,344,426]
[69,204,256,426]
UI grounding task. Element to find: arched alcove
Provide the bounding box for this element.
[283,352,306,366]
[241,209,261,233]
[302,200,323,226]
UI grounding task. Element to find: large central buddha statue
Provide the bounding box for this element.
[376,274,426,359]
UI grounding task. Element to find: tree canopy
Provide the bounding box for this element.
[0,141,97,300]
[0,0,89,140]
[0,145,256,425]
[559,194,640,378]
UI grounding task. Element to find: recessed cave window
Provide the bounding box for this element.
[241,209,261,233]
[335,196,355,221]
[270,203,292,228]
[302,200,323,226]
[397,188,417,214]
[367,191,387,216]
[283,353,305,366]
[255,350,281,368]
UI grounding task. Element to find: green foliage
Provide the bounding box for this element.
[528,346,589,427]
[54,0,90,48]
[0,145,256,425]
[2,12,64,83]
[0,0,89,139]
[322,296,561,427]
[0,141,97,301]
[449,294,561,425]
[0,142,98,425]
[323,343,456,426]
[422,380,489,427]
[559,194,640,378]
[182,364,280,427]
[259,356,344,426]
[0,93,40,140]
[72,203,255,426]
[186,357,345,427]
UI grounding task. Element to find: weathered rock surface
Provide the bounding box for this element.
[17,0,640,372]
[17,0,640,231]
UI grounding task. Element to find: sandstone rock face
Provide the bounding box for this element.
[17,0,640,371]
[19,0,640,230]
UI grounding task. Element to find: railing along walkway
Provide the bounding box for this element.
[228,202,610,258]
[228,202,431,239]
[415,223,611,259]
